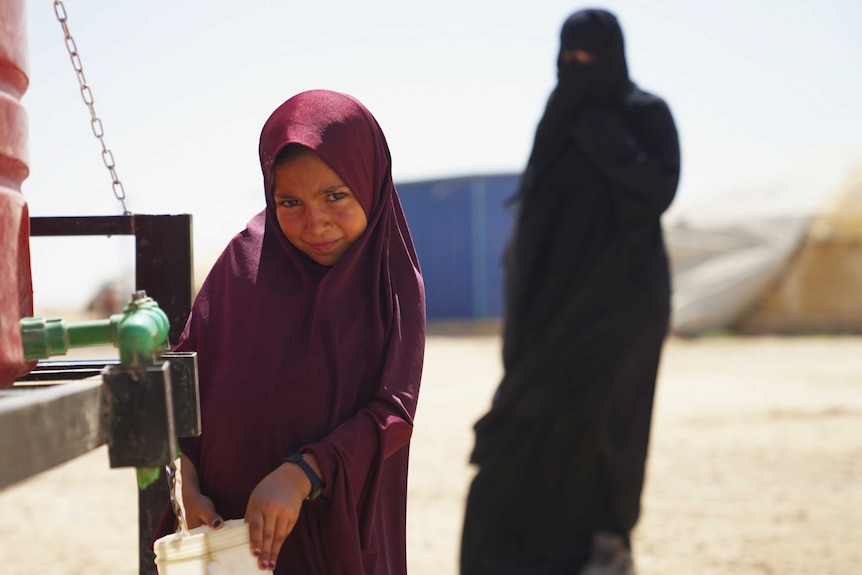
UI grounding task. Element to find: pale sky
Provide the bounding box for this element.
[18,0,862,310]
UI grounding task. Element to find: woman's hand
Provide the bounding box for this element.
[179,454,224,530]
[245,455,318,571]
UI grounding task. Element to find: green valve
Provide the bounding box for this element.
[20,291,170,367]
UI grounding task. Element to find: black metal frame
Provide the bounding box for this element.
[17,214,193,575]
[29,215,193,345]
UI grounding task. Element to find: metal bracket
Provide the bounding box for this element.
[161,351,201,438]
[101,361,176,468]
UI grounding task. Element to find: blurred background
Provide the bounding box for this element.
[18,0,862,334]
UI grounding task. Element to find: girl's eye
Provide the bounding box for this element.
[326,192,347,202]
[280,199,300,208]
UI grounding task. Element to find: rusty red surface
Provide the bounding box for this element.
[0,0,34,386]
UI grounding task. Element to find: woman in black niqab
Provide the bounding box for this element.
[519,9,630,191]
[461,9,680,575]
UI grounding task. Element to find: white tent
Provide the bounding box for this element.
[665,162,862,336]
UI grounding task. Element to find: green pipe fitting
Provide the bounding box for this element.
[20,317,108,358]
[113,293,171,366]
[20,291,170,366]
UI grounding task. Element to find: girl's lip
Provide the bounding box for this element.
[309,240,338,252]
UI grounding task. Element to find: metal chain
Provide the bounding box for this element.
[53,0,131,215]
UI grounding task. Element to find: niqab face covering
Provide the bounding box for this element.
[556,9,630,108]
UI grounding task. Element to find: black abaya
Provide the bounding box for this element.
[461,10,680,575]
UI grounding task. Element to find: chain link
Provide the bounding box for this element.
[53,0,131,215]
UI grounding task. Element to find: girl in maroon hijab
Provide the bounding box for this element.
[154,89,426,574]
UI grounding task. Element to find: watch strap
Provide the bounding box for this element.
[284,453,324,501]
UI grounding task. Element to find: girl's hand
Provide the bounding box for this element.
[181,488,223,531]
[178,454,224,531]
[245,460,313,571]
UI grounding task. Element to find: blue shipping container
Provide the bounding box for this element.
[396,173,520,320]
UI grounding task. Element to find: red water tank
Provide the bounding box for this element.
[0,0,34,386]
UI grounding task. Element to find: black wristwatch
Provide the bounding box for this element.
[284,453,324,501]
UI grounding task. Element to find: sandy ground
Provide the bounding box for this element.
[1,333,860,575]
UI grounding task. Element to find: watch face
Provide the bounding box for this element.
[307,485,323,501]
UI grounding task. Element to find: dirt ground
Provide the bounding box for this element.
[1,334,860,575]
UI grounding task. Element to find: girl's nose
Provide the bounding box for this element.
[305,206,330,231]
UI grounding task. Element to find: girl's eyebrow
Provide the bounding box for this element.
[320,184,350,193]
[273,184,350,199]
[313,185,351,197]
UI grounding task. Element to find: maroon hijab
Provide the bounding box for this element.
[157,90,425,575]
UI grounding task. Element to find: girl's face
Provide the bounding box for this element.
[272,149,368,266]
